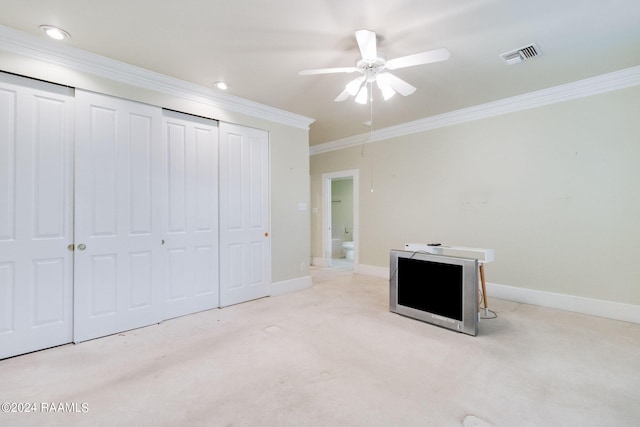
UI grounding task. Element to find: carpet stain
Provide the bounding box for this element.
[462,414,493,427]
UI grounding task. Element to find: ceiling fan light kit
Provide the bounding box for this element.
[300,29,449,104]
[355,84,368,104]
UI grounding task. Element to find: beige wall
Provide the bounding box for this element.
[269,122,311,280]
[311,86,640,305]
[0,50,311,284]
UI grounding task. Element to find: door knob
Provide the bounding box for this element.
[264,232,269,237]
[78,244,87,250]
[67,244,74,251]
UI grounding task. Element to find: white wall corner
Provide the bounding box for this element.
[271,275,312,297]
[486,282,640,325]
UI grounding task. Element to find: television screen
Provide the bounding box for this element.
[397,257,463,321]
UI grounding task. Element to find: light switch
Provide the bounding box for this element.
[298,203,307,211]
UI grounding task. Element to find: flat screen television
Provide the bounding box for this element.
[389,249,479,336]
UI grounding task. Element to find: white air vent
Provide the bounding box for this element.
[500,43,542,65]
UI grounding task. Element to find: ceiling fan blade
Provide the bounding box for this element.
[385,48,450,70]
[334,89,350,102]
[387,73,416,96]
[375,73,396,100]
[299,67,358,76]
[355,29,378,62]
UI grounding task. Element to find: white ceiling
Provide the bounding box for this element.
[1,0,639,145]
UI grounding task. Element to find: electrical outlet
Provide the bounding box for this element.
[300,262,306,271]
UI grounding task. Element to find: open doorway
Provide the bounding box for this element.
[322,170,359,271]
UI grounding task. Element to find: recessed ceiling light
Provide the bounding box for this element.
[214,81,229,90]
[39,25,71,40]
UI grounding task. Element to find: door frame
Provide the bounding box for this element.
[322,169,359,270]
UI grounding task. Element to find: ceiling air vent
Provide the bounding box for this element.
[500,43,542,65]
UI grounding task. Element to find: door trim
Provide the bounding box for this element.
[322,169,359,271]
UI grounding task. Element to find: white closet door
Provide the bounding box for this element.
[73,90,164,342]
[162,111,219,319]
[219,122,270,307]
[0,74,74,359]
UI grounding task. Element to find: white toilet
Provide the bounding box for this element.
[341,241,354,260]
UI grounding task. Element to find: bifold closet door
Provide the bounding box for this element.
[0,74,74,359]
[162,111,219,319]
[218,122,270,307]
[73,90,164,342]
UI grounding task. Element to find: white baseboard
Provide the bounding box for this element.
[311,257,330,268]
[352,266,640,324]
[487,282,640,324]
[357,264,390,278]
[270,275,312,296]
[315,263,640,324]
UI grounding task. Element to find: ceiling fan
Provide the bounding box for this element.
[299,29,450,104]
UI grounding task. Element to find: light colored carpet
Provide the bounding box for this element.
[1,267,639,426]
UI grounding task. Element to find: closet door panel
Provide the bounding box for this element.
[219,122,270,307]
[195,127,216,231]
[90,254,117,315]
[129,251,153,308]
[89,106,118,236]
[0,87,16,242]
[0,262,14,335]
[129,115,154,235]
[33,96,68,239]
[166,122,187,233]
[0,74,74,359]
[74,90,163,343]
[32,257,67,326]
[162,111,219,320]
[194,244,216,295]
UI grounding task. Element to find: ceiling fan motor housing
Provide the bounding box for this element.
[357,57,386,82]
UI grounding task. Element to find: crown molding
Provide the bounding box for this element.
[310,65,640,155]
[0,24,315,130]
